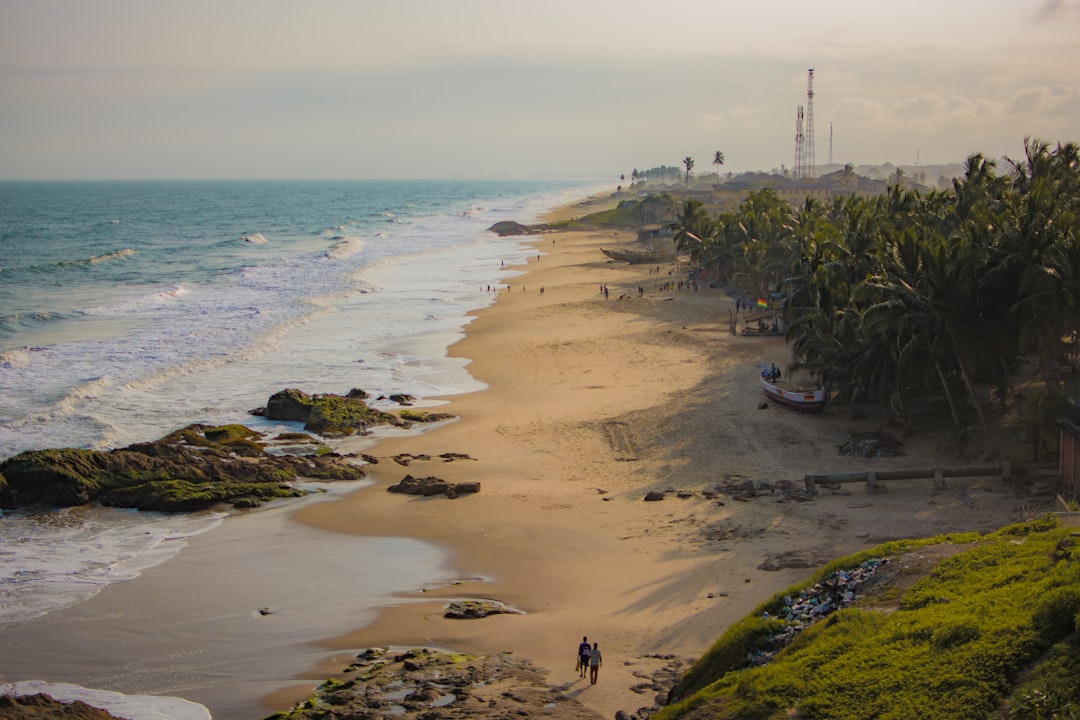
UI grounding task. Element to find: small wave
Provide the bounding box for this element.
[82,284,188,316]
[325,236,365,260]
[240,232,267,244]
[57,248,137,267]
[0,311,66,334]
[0,681,211,720]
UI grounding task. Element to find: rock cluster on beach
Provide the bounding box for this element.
[0,693,124,720]
[387,474,481,499]
[250,388,456,434]
[267,647,605,720]
[0,423,366,512]
[253,388,405,436]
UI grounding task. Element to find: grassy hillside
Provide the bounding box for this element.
[658,515,1080,720]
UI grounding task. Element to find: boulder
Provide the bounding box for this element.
[444,599,525,619]
[0,694,124,720]
[488,220,540,237]
[260,388,402,436]
[387,475,480,499]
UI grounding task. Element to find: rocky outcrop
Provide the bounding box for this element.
[255,388,404,436]
[444,599,525,619]
[0,424,367,512]
[387,474,480,499]
[487,220,548,236]
[267,647,604,720]
[0,694,124,720]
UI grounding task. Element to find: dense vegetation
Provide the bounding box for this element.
[657,516,1080,720]
[671,139,1079,453]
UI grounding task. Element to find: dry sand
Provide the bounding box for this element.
[286,196,1031,718]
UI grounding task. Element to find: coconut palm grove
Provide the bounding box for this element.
[668,138,1079,457]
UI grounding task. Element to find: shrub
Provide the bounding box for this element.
[1032,586,1080,641]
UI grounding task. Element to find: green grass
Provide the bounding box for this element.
[657,516,1080,720]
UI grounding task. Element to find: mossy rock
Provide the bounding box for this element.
[204,424,262,443]
[262,389,400,436]
[102,479,304,512]
[276,432,319,443]
[0,448,112,506]
[398,410,456,423]
[0,422,367,511]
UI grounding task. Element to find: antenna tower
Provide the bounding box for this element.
[793,105,805,179]
[806,68,816,178]
[829,122,833,166]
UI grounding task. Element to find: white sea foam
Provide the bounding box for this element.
[0,681,211,720]
[324,235,365,260]
[0,347,32,368]
[0,506,225,626]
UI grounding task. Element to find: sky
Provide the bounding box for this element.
[1,0,1078,180]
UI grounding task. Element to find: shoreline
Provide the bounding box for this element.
[281,194,1027,717]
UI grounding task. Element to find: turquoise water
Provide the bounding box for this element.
[0,179,595,457]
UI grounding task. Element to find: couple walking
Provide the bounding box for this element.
[576,636,603,684]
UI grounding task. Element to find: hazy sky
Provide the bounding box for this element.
[2,0,1078,179]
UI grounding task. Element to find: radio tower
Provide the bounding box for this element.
[829,122,833,166]
[793,105,805,178]
[805,68,816,178]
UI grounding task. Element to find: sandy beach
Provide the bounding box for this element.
[284,194,1029,718]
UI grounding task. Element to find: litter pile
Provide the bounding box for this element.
[748,558,889,666]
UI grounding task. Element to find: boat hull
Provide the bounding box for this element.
[761,377,827,412]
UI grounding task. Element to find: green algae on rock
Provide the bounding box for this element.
[0,424,366,512]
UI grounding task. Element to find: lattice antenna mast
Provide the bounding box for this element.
[793,105,805,179]
[829,122,833,166]
[806,68,816,178]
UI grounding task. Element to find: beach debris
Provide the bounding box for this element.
[838,431,903,458]
[444,599,525,619]
[748,558,889,667]
[387,474,480,499]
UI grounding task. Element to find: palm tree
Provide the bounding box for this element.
[683,156,695,188]
[713,151,725,180]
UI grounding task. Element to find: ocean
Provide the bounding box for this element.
[0,178,601,718]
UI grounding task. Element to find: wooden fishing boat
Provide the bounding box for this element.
[760,374,827,412]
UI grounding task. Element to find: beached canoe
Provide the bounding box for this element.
[760,375,827,412]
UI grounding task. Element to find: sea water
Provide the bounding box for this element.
[0,179,601,718]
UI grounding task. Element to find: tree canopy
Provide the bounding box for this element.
[669,138,1080,449]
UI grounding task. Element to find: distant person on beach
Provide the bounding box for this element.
[588,642,602,684]
[577,636,591,678]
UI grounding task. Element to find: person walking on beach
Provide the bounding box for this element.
[577,636,591,678]
[588,642,602,684]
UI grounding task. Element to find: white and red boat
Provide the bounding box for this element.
[760,372,827,412]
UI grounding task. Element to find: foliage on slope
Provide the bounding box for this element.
[657,516,1080,720]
